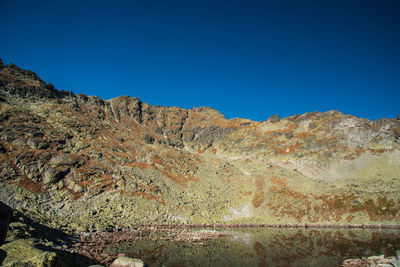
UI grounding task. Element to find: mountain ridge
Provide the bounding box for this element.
[2,58,395,123]
[1,60,400,232]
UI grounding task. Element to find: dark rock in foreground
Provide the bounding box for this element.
[0,201,12,245]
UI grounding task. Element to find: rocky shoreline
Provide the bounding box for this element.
[72,225,400,267]
[132,223,400,229]
[342,254,400,267]
[1,206,230,266]
[2,205,400,266]
[72,227,227,266]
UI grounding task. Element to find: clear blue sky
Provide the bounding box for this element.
[1,0,399,121]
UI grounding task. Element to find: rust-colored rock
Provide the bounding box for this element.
[0,59,400,230]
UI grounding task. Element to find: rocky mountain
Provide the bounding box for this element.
[1,59,400,232]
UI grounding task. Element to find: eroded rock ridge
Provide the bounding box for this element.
[1,60,400,232]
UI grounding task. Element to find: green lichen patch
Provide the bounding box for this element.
[0,239,58,267]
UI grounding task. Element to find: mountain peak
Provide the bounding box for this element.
[0,59,73,99]
[1,60,400,232]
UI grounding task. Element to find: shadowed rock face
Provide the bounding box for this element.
[0,60,400,231]
[0,201,12,245]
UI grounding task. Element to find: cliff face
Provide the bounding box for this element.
[1,60,400,231]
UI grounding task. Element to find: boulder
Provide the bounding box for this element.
[65,178,83,193]
[49,154,81,167]
[0,201,12,245]
[27,138,49,149]
[72,184,84,193]
[43,167,70,185]
[110,256,147,267]
[0,239,59,266]
[143,134,155,144]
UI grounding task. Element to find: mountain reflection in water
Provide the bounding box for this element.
[105,228,400,267]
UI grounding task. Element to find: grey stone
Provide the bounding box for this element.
[49,154,81,167]
[43,167,69,184]
[368,255,385,260]
[285,133,294,139]
[27,138,39,149]
[143,134,155,144]
[72,184,84,193]
[391,259,400,267]
[309,122,317,129]
[110,256,147,267]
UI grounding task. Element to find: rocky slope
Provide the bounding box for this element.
[0,59,400,232]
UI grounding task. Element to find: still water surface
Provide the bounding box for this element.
[105,228,400,267]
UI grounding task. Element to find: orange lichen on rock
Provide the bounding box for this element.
[266,183,400,223]
[252,191,265,208]
[253,241,267,258]
[254,178,264,190]
[124,161,154,169]
[124,155,199,187]
[267,187,313,221]
[77,178,95,188]
[72,191,84,200]
[346,215,355,223]
[252,177,265,208]
[268,176,286,189]
[151,153,200,187]
[98,174,114,191]
[1,148,43,193]
[19,175,42,193]
[295,131,315,139]
[344,147,366,160]
[344,147,392,160]
[133,191,166,205]
[218,176,232,183]
[161,171,198,187]
[133,184,166,205]
[314,194,357,221]
[352,196,399,221]
[262,122,297,136]
[175,204,190,213]
[274,142,301,155]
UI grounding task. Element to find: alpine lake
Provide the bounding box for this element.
[103,227,400,267]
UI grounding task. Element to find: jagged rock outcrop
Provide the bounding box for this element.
[0,60,399,231]
[0,62,72,99]
[265,114,280,123]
